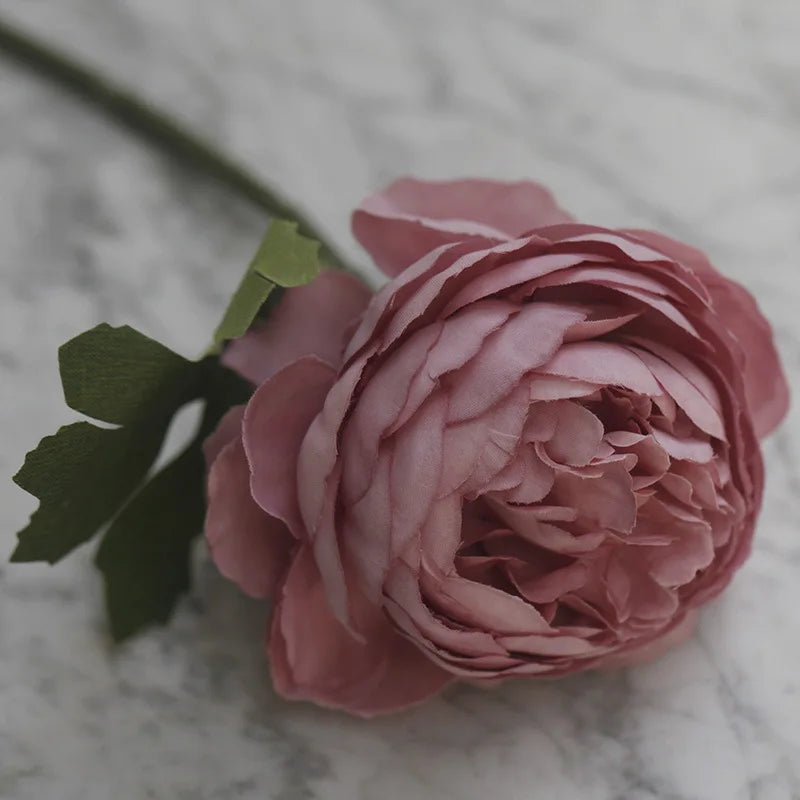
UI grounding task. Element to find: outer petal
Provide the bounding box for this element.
[623,229,789,438]
[205,435,294,599]
[222,269,372,385]
[243,357,337,537]
[269,546,451,717]
[352,177,573,277]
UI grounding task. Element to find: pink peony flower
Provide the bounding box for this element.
[204,178,789,716]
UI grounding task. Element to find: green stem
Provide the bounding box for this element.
[0,17,353,272]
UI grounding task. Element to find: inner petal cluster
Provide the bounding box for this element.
[337,289,745,675]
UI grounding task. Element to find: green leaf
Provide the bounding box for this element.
[252,219,323,287]
[11,218,327,640]
[60,324,197,425]
[210,220,323,351]
[199,356,254,411]
[11,419,169,563]
[95,365,249,641]
[95,431,207,642]
[12,324,203,564]
[82,222,323,639]
[211,270,276,351]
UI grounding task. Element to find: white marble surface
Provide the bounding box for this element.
[1,1,799,798]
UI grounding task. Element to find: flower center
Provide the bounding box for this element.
[441,386,736,640]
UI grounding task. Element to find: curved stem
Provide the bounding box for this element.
[0,17,354,272]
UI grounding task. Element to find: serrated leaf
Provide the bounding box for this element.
[11,419,169,563]
[60,324,197,425]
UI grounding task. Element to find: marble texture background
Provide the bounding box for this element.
[1,1,799,798]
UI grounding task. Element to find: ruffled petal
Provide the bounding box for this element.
[623,229,789,438]
[352,177,573,276]
[540,341,662,395]
[269,546,451,716]
[243,357,337,536]
[205,435,293,598]
[447,303,587,421]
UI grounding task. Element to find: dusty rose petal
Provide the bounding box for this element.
[421,568,552,635]
[344,452,393,601]
[624,229,789,438]
[646,519,715,586]
[222,269,371,385]
[447,303,587,421]
[243,357,337,536]
[373,237,535,357]
[553,462,637,534]
[490,508,604,556]
[387,299,518,433]
[496,633,598,658]
[439,386,529,498]
[442,251,590,314]
[297,352,374,540]
[352,177,573,276]
[631,347,725,440]
[545,401,604,467]
[564,311,640,342]
[269,546,451,716]
[500,446,555,505]
[555,229,685,267]
[389,394,448,558]
[309,463,352,629]
[541,341,662,395]
[527,375,599,401]
[651,428,714,463]
[205,436,293,599]
[626,337,722,415]
[417,494,465,572]
[385,562,506,656]
[510,560,590,604]
[340,325,442,506]
[536,263,679,298]
[342,241,469,365]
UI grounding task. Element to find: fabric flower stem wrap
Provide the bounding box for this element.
[205,178,789,717]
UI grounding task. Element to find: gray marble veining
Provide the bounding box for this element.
[0,1,798,798]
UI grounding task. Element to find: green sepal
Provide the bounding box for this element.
[252,219,323,287]
[210,219,323,351]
